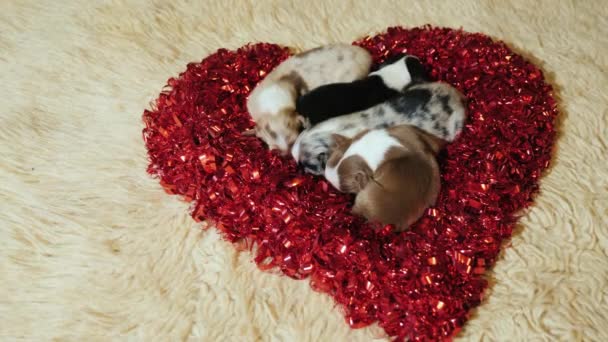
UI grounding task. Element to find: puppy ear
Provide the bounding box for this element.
[341,170,371,193]
[339,156,373,193]
[296,114,310,129]
[330,133,350,148]
[286,113,308,132]
[354,170,371,191]
[405,56,431,83]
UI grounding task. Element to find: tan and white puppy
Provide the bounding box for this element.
[324,125,446,231]
[245,44,372,153]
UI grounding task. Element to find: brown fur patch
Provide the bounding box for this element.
[326,129,370,168]
[278,71,309,95]
[353,152,440,230]
[340,125,444,230]
[337,155,373,193]
[326,134,352,168]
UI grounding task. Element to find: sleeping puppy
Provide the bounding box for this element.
[292,81,466,176]
[245,44,372,153]
[295,54,430,122]
[324,124,446,231]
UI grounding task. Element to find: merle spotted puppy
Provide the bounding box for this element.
[291,82,466,175]
[296,54,431,123]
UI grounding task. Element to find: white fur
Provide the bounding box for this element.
[325,130,402,191]
[246,44,372,152]
[446,98,466,140]
[291,133,304,160]
[291,118,362,163]
[369,57,412,90]
[255,84,294,117]
[324,164,341,190]
[275,134,289,151]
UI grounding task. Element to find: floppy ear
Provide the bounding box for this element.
[341,169,371,193]
[330,133,350,149]
[285,113,308,132]
[339,156,373,193]
[405,56,431,83]
[296,114,310,129]
[354,170,371,191]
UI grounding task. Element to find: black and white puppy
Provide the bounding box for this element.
[295,54,431,125]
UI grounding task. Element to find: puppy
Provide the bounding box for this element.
[296,54,430,122]
[324,125,446,231]
[245,44,372,153]
[292,81,466,175]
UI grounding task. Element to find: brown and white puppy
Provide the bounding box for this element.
[324,125,446,231]
[245,44,372,154]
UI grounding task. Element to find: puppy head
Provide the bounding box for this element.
[377,53,407,69]
[403,55,431,83]
[291,130,332,175]
[371,54,431,91]
[335,155,373,193]
[246,110,306,153]
[325,132,372,193]
[377,54,429,81]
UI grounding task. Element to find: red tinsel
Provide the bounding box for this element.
[142,26,557,341]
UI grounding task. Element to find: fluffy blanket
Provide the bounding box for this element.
[1,0,606,340]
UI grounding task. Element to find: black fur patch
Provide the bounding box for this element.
[455,121,463,131]
[438,95,453,115]
[405,56,432,83]
[300,158,324,174]
[389,88,432,118]
[377,106,385,117]
[296,75,400,124]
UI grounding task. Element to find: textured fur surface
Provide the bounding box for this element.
[325,126,442,229]
[1,1,607,341]
[295,55,430,120]
[247,44,372,152]
[292,82,465,175]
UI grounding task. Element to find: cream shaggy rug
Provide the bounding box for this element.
[1,0,607,341]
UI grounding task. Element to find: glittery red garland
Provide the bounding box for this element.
[142,26,557,341]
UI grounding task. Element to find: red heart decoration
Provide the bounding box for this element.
[142,26,557,341]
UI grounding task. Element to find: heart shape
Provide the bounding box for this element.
[142,26,557,341]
